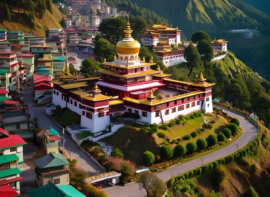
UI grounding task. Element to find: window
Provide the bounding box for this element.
[98,112,104,117]
[165,109,169,115]
[9,182,16,188]
[128,108,132,113]
[172,108,176,113]
[192,102,195,107]
[178,105,184,111]
[142,111,147,117]
[86,112,92,119]
[0,163,10,170]
[74,101,77,107]
[82,111,85,116]
[206,97,210,102]
[155,111,160,117]
[186,104,190,109]
[197,101,200,105]
[70,100,73,104]
[10,147,17,152]
[16,124,20,129]
[54,178,60,184]
[135,110,139,115]
[57,92,59,96]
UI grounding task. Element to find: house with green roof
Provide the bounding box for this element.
[0,28,7,41]
[37,128,61,154]
[7,31,25,44]
[27,183,85,197]
[53,56,66,71]
[34,152,70,186]
[0,69,9,92]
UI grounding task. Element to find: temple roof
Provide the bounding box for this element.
[164,78,215,88]
[98,69,161,79]
[60,82,88,90]
[102,61,155,69]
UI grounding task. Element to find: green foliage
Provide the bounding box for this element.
[111,148,124,159]
[168,120,176,127]
[197,39,214,67]
[80,58,102,78]
[207,134,218,146]
[183,134,192,140]
[207,123,213,129]
[243,186,260,197]
[94,38,116,62]
[218,132,226,142]
[214,165,228,186]
[190,115,195,119]
[142,151,155,166]
[157,132,165,138]
[167,178,175,188]
[184,42,201,76]
[228,123,239,135]
[191,31,211,43]
[160,145,173,160]
[222,128,232,138]
[191,131,198,138]
[180,184,191,193]
[196,138,208,150]
[173,144,186,157]
[230,118,240,126]
[186,142,197,153]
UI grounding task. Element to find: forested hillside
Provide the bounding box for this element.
[0,0,64,36]
[243,0,270,15]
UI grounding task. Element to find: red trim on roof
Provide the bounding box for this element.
[48,135,60,141]
[34,78,51,84]
[4,100,19,105]
[0,185,18,197]
[0,135,26,149]
[11,44,27,47]
[0,177,23,186]
[34,83,52,88]
[0,88,8,94]
[20,54,34,58]
[0,128,9,137]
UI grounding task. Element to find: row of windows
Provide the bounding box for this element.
[162,55,184,60]
[82,111,104,118]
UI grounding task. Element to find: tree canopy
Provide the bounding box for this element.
[197,39,214,68]
[191,31,211,43]
[93,38,116,62]
[80,58,102,78]
[184,42,201,76]
[142,151,155,166]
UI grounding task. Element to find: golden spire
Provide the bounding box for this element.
[124,21,133,39]
[92,84,101,93]
[114,54,117,61]
[147,90,155,99]
[103,58,106,63]
[197,72,207,82]
[143,56,145,62]
[149,56,153,63]
[126,59,129,67]
[157,65,161,71]
[65,62,70,74]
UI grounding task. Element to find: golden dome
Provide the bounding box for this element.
[116,21,141,55]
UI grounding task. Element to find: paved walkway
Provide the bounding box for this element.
[105,106,258,197]
[21,83,104,176]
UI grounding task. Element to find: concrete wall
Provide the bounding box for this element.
[212,52,227,61]
[163,56,186,67]
[81,112,110,133]
[3,146,24,163]
[40,171,69,186]
[4,123,28,132]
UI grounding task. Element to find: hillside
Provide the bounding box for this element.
[0,5,64,36]
[243,0,270,15]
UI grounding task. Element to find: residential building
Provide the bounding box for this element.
[7,31,25,44]
[211,39,228,54]
[91,15,100,27]
[0,69,9,91]
[38,128,60,154]
[11,44,29,54]
[34,152,70,186]
[0,29,7,41]
[53,56,66,71]
[0,88,8,97]
[51,22,214,139]
[29,45,54,60]
[63,18,72,28]
[28,37,46,46]
[19,54,35,77]
[27,183,85,197]
[0,41,11,52]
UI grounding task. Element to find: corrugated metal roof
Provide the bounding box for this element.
[0,154,19,164]
[34,152,69,169]
[57,185,85,197]
[0,168,22,178]
[27,183,65,197]
[0,135,26,150]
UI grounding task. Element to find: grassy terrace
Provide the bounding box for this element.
[59,108,81,126]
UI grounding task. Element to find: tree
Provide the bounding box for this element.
[160,145,173,160]
[173,144,186,157]
[111,148,124,159]
[80,58,102,77]
[207,134,218,146]
[197,39,213,68]
[4,4,11,21]
[186,142,197,153]
[120,160,136,182]
[191,31,211,43]
[222,128,232,138]
[227,123,238,135]
[94,38,116,62]
[36,0,46,19]
[230,118,240,126]
[184,42,201,76]
[196,138,208,150]
[45,0,52,13]
[69,64,77,75]
[139,46,152,62]
[138,171,166,197]
[218,132,226,142]
[243,186,259,197]
[98,17,126,44]
[142,151,155,166]
[130,15,147,41]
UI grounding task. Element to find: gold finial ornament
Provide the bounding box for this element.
[197,72,207,82]
[143,57,145,62]
[65,62,70,74]
[148,90,155,99]
[103,58,106,63]
[92,83,101,93]
[114,55,117,61]
[157,65,161,71]
[126,59,129,67]
[149,56,153,63]
[124,21,133,39]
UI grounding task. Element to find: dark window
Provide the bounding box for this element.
[178,105,184,111]
[57,92,59,96]
[165,109,169,115]
[74,101,77,107]
[155,111,160,117]
[135,110,139,115]
[86,112,92,119]
[172,108,176,113]
[206,97,210,101]
[98,112,104,117]
[197,101,200,105]
[186,104,190,109]
[192,102,195,107]
[82,111,85,116]
[10,147,17,152]
[128,108,132,113]
[70,100,73,104]
[0,163,10,170]
[16,124,20,129]
[142,111,147,117]
[54,178,60,184]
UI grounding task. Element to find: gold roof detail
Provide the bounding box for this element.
[70,89,111,101]
[92,83,101,93]
[126,59,129,67]
[196,72,207,82]
[153,73,172,78]
[102,62,156,69]
[164,78,215,88]
[60,82,88,90]
[124,21,132,39]
[149,56,153,63]
[147,90,155,99]
[104,58,106,63]
[109,100,124,106]
[98,69,160,79]
[157,65,161,71]
[114,55,117,61]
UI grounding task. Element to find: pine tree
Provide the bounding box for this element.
[5,4,11,21]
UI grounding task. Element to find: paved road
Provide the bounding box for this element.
[21,84,104,176]
[105,106,258,197]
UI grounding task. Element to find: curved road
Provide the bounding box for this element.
[105,106,258,197]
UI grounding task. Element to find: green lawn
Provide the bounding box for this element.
[76,131,92,139]
[59,108,81,126]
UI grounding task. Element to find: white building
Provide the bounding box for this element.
[211,39,228,54]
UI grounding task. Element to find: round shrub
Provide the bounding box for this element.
[183,134,192,140]
[171,139,177,144]
[174,144,186,157]
[142,151,155,166]
[186,142,197,153]
[210,120,216,124]
[222,128,232,138]
[180,184,191,193]
[228,123,238,135]
[111,148,124,158]
[207,123,213,129]
[190,115,195,119]
[157,132,165,138]
[167,178,175,187]
[207,134,218,146]
[168,120,176,127]
[175,119,181,125]
[160,145,173,160]
[161,140,169,145]
[196,138,208,150]
[218,132,226,142]
[230,118,240,126]
[160,124,168,130]
[191,131,198,138]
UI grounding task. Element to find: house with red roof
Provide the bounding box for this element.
[0,129,26,196]
[38,128,61,154]
[0,88,8,97]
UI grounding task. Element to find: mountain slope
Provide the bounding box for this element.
[126,0,270,38]
[243,0,270,15]
[0,5,64,36]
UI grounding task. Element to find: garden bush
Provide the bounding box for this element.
[90,146,102,158]
[173,144,186,157]
[186,142,197,153]
[160,145,173,160]
[180,184,191,193]
[98,154,109,163]
[196,138,208,150]
[183,134,192,140]
[207,134,218,146]
[111,148,124,159]
[175,119,181,125]
[218,132,226,142]
[230,118,240,126]
[225,155,234,163]
[161,124,168,130]
[228,123,238,134]
[157,132,165,138]
[222,128,232,138]
[161,140,169,145]
[202,165,210,172]
[190,115,195,119]
[168,120,176,127]
[177,138,182,142]
[142,151,155,166]
[213,107,219,112]
[191,131,198,138]
[172,139,177,144]
[167,178,175,187]
[209,120,216,124]
[207,123,213,129]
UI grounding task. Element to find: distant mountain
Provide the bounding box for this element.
[126,0,270,38]
[242,0,270,15]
